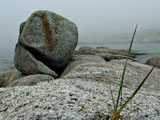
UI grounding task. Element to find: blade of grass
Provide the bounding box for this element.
[115,25,138,111]
[106,100,113,114]
[110,86,116,111]
[117,58,160,114]
[114,60,123,103]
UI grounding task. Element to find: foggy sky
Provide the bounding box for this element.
[0,0,160,51]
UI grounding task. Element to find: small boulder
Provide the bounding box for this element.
[0,70,24,87]
[8,74,54,87]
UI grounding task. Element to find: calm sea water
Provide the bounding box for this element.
[0,42,160,74]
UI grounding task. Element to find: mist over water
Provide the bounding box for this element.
[0,0,160,73]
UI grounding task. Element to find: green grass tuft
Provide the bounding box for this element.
[101,25,160,120]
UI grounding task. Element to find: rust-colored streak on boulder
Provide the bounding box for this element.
[54,20,59,45]
[40,13,54,52]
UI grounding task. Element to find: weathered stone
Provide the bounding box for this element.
[63,59,160,92]
[0,70,24,87]
[75,47,146,62]
[14,43,58,78]
[0,60,160,119]
[8,74,54,87]
[61,55,106,77]
[97,53,138,62]
[18,10,78,71]
[146,55,160,68]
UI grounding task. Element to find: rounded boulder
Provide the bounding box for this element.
[18,10,78,71]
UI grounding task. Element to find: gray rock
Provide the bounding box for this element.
[14,43,58,78]
[18,10,78,70]
[8,74,54,87]
[63,59,160,92]
[0,59,160,120]
[61,55,106,77]
[146,55,160,68]
[0,70,24,87]
[97,53,138,62]
[75,47,146,62]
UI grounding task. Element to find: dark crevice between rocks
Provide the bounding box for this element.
[18,42,67,77]
[101,56,139,63]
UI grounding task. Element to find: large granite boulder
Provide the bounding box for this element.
[15,10,78,76]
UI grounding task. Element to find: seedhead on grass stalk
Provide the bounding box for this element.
[100,25,160,120]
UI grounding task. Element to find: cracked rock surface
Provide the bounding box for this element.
[14,43,58,78]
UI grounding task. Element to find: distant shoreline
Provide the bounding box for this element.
[0,42,160,74]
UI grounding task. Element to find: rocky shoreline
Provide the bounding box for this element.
[0,59,160,120]
[0,10,160,120]
[0,46,160,120]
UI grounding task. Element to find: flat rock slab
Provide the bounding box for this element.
[63,59,160,92]
[75,47,147,58]
[0,78,159,120]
